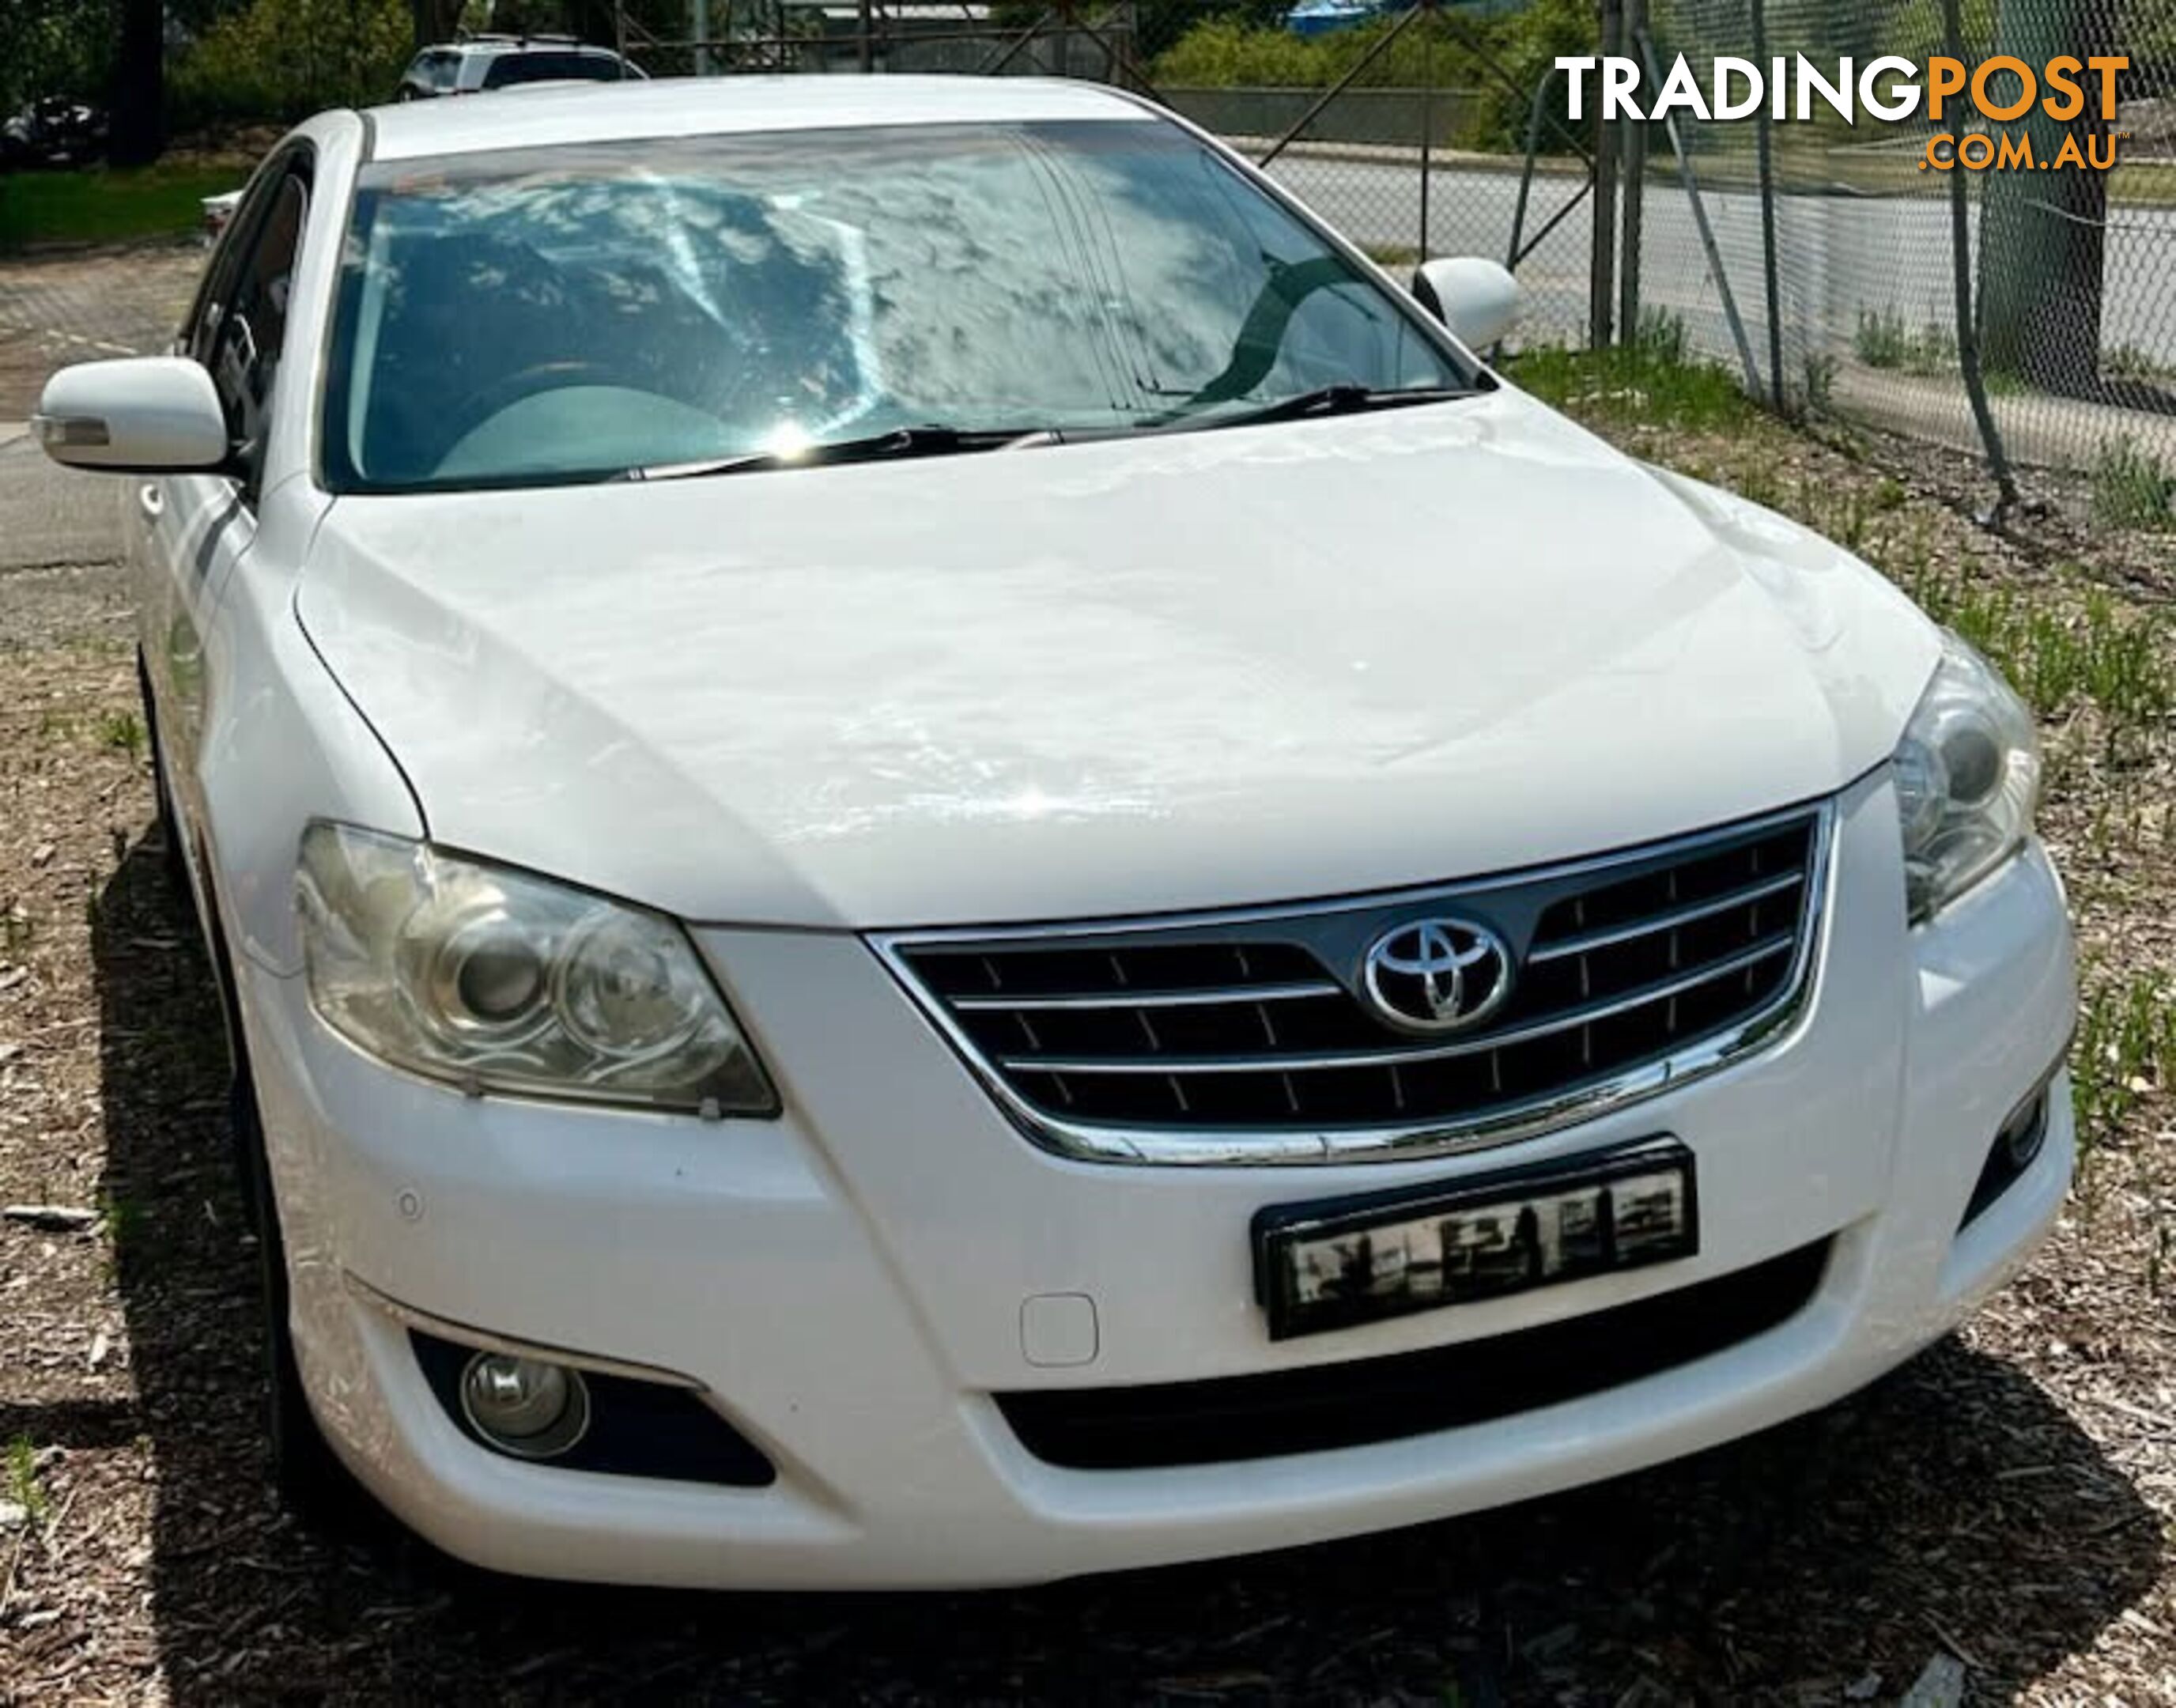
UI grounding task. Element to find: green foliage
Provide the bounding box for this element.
[1152,0,1595,150]
[1509,317,1752,433]
[2104,345,2176,386]
[168,0,414,130]
[2072,973,2176,1158]
[1800,352,1836,414]
[0,159,242,250]
[0,0,112,116]
[1853,307,1957,376]
[2091,435,2174,531]
[98,709,145,758]
[4,1436,43,1525]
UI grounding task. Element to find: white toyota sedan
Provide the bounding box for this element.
[34,76,2074,1589]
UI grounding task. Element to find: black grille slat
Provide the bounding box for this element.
[892,810,1823,1145]
[998,1239,1832,1469]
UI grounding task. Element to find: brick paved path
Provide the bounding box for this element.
[0,242,205,418]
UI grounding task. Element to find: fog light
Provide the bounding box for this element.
[459,1351,591,1460]
[1960,1085,2053,1230]
[2003,1094,2048,1170]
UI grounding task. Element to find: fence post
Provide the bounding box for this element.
[1750,0,1785,410]
[1418,0,1434,262]
[1636,25,1762,397]
[1617,0,1645,343]
[1940,0,2019,523]
[1590,0,1623,347]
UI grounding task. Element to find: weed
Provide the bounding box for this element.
[2091,435,2174,530]
[1,904,28,956]
[1733,464,1783,512]
[2104,343,2175,385]
[1510,337,1752,434]
[1854,308,1958,376]
[1632,306,1687,366]
[98,1192,144,1283]
[1801,352,1836,414]
[3,1436,44,1524]
[1853,308,1906,370]
[2072,973,2176,1158]
[98,710,145,759]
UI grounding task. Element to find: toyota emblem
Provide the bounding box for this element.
[1361,917,1514,1035]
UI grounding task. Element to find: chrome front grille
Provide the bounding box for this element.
[877,803,1832,1165]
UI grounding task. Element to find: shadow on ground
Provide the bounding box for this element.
[81,832,2159,1703]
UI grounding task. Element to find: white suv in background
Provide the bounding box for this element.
[32,77,2073,1589]
[394,35,644,100]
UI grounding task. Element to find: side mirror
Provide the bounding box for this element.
[1411,257,1521,352]
[31,356,229,473]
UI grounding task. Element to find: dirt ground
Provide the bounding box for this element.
[1,244,2174,1705]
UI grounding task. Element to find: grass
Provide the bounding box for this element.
[4,1434,44,1525]
[98,1191,144,1285]
[0,160,239,252]
[1509,313,1751,434]
[2072,972,2176,1161]
[1854,308,1959,377]
[97,709,145,759]
[2104,344,2176,387]
[2091,435,2174,531]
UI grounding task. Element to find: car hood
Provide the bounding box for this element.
[297,387,1940,929]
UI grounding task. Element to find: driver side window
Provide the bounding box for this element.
[186,161,310,494]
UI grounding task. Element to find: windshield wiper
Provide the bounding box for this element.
[623,425,1047,482]
[1156,384,1469,436]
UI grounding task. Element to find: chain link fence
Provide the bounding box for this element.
[1620,0,2176,502]
[614,0,1594,344]
[612,0,2176,503]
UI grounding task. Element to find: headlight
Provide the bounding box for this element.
[297,822,776,1117]
[1892,632,2041,924]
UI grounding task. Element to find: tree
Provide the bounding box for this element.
[1975,0,2110,395]
[108,0,164,164]
[410,0,465,47]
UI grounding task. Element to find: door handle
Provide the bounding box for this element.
[137,483,164,520]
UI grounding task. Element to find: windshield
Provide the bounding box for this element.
[322,120,1476,493]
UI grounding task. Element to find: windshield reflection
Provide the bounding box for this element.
[324,120,1472,493]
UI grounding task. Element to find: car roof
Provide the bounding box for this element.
[364,74,1150,161]
[450,37,620,56]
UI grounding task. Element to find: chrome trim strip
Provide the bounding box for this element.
[950,978,1343,1013]
[997,932,1796,1076]
[1527,869,1805,962]
[343,1272,706,1390]
[870,799,1836,1167]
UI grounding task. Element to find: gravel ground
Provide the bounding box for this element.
[1,244,2173,1706]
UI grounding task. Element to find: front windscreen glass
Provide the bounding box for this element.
[323,120,1475,492]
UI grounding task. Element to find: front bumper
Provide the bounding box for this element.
[236,773,2076,1589]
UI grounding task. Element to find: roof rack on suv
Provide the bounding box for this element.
[455,29,584,44]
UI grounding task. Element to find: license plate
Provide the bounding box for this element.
[1252,1139,1698,1341]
